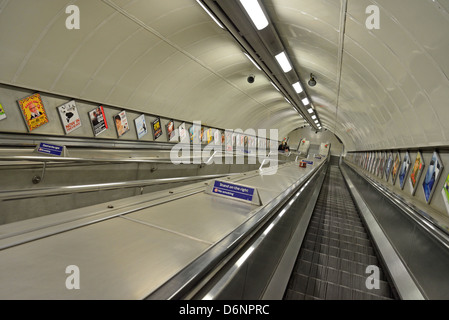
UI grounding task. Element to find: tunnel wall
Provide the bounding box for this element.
[345,149,449,235]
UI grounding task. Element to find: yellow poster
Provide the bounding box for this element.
[18,93,49,132]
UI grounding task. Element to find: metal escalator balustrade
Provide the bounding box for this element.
[284,162,397,300]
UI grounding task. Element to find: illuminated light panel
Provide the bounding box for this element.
[196,0,224,29]
[275,51,292,73]
[239,0,269,30]
[244,52,261,70]
[292,82,303,94]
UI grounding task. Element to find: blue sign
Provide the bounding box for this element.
[302,160,314,165]
[212,180,255,202]
[37,143,64,156]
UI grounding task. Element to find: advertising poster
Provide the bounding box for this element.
[178,122,187,143]
[409,151,425,196]
[442,174,449,216]
[152,117,163,140]
[398,152,411,190]
[422,151,444,204]
[134,114,148,140]
[375,153,380,176]
[166,119,176,142]
[225,131,233,151]
[0,103,6,120]
[385,152,393,182]
[379,152,386,179]
[206,128,213,144]
[88,106,108,136]
[391,152,401,185]
[58,100,81,134]
[214,129,221,145]
[114,110,130,137]
[18,93,49,132]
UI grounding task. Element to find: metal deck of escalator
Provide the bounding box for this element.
[284,158,397,300]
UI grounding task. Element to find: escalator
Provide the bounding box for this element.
[284,158,397,300]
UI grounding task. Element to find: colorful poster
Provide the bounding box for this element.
[18,93,49,132]
[206,128,213,144]
[409,151,425,196]
[442,174,449,216]
[225,131,233,151]
[88,106,108,136]
[166,119,176,142]
[178,122,187,143]
[57,100,81,134]
[391,152,401,185]
[189,124,201,144]
[113,110,129,137]
[385,152,393,182]
[134,114,148,140]
[152,117,162,140]
[214,129,221,145]
[0,103,6,120]
[399,152,411,190]
[422,151,444,204]
[379,152,385,179]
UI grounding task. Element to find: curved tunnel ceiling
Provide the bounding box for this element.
[1,0,448,151]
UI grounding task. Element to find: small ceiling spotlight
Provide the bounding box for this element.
[308,73,317,87]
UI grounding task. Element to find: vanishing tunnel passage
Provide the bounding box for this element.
[284,159,396,300]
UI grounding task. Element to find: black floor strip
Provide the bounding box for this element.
[283,164,396,300]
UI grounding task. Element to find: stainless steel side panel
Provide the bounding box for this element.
[0,217,210,300]
[127,192,257,244]
[0,160,324,299]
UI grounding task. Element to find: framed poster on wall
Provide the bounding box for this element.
[391,152,401,186]
[178,122,187,143]
[378,152,386,179]
[57,100,81,134]
[166,119,176,142]
[113,110,130,137]
[385,152,393,182]
[18,93,49,132]
[442,174,449,216]
[375,152,381,176]
[88,106,108,136]
[398,152,411,190]
[409,151,425,196]
[0,103,6,120]
[422,151,444,204]
[134,114,148,140]
[152,117,163,140]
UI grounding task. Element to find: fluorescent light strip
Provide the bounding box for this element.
[271,82,280,91]
[302,97,309,105]
[284,97,291,104]
[275,52,292,73]
[239,0,269,30]
[312,115,316,119]
[244,52,261,70]
[196,0,224,29]
[307,108,314,114]
[292,82,303,94]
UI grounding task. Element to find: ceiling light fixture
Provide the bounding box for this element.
[271,82,280,91]
[275,51,292,73]
[196,0,224,29]
[302,97,310,105]
[307,108,314,114]
[239,0,269,30]
[292,82,303,94]
[244,52,261,70]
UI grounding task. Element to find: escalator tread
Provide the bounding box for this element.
[284,164,396,300]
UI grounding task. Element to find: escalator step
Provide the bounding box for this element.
[284,164,396,300]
